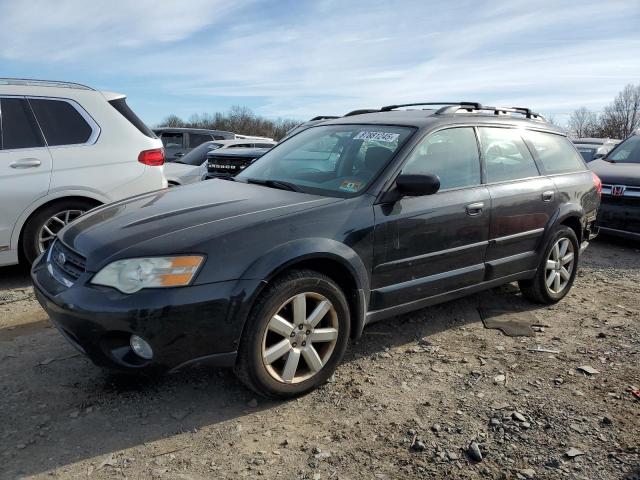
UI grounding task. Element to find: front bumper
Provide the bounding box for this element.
[31,253,261,372]
[597,195,640,238]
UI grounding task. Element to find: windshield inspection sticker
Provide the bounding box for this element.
[339,180,362,192]
[354,131,400,142]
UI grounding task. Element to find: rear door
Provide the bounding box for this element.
[0,97,53,251]
[371,126,490,311]
[479,126,558,279]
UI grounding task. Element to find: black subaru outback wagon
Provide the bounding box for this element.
[32,102,600,398]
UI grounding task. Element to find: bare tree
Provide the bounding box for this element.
[568,107,598,138]
[599,83,640,139]
[155,107,300,140]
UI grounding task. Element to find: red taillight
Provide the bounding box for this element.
[138,148,164,166]
[592,171,602,196]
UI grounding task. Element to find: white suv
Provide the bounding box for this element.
[0,78,167,266]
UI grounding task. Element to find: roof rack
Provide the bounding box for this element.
[309,115,340,121]
[380,102,482,112]
[0,78,95,91]
[435,103,545,120]
[344,109,381,117]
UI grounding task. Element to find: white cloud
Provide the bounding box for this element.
[0,0,251,61]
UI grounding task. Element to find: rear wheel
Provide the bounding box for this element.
[235,270,350,398]
[22,199,97,264]
[518,225,579,304]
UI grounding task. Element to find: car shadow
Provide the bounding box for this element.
[0,263,32,290]
[1,284,549,478]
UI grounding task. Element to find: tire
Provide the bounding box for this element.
[234,269,350,398]
[21,199,97,264]
[518,225,579,304]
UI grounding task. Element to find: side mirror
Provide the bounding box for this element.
[396,173,440,196]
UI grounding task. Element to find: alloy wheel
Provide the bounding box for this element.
[545,237,575,294]
[262,292,339,384]
[37,209,85,254]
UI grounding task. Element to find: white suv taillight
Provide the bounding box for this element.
[138,148,164,166]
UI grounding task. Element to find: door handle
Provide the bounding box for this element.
[542,190,554,202]
[466,202,484,216]
[9,158,41,169]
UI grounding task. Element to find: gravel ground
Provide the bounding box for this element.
[0,236,638,480]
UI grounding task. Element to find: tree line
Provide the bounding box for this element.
[158,106,300,141]
[568,83,640,139]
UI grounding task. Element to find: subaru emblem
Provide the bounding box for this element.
[57,251,66,265]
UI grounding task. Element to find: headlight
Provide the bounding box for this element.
[91,256,204,293]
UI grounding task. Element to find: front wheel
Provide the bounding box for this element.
[518,225,579,304]
[235,270,350,398]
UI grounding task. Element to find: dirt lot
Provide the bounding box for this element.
[1,237,639,480]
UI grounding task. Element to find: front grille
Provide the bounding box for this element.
[49,241,86,283]
[207,155,255,176]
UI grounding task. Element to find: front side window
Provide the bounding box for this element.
[607,135,640,163]
[576,147,597,162]
[236,124,415,197]
[0,97,45,150]
[402,127,481,190]
[524,130,586,173]
[479,127,539,182]
[28,98,93,146]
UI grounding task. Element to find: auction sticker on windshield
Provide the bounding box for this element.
[339,180,362,192]
[354,131,400,142]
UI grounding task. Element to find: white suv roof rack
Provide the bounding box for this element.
[0,78,95,91]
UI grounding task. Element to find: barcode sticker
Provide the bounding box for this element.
[354,131,400,142]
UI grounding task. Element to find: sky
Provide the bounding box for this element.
[1,0,639,126]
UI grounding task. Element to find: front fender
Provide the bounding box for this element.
[240,238,370,339]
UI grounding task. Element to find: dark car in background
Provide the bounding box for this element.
[205,148,270,178]
[572,138,620,162]
[153,127,235,160]
[589,132,640,239]
[32,101,600,398]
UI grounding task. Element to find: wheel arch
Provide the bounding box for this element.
[13,193,105,253]
[239,239,370,341]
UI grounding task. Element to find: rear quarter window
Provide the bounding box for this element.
[108,97,156,138]
[524,131,586,174]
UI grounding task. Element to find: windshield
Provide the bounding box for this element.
[607,135,640,163]
[235,124,415,197]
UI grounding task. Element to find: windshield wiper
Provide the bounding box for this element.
[246,178,302,192]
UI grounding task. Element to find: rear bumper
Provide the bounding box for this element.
[31,254,261,372]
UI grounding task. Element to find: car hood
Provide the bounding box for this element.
[60,180,340,271]
[589,159,640,186]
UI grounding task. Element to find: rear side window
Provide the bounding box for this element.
[29,98,93,146]
[0,97,45,150]
[479,127,539,182]
[108,97,156,138]
[189,133,213,147]
[402,127,481,190]
[160,132,183,148]
[524,131,586,173]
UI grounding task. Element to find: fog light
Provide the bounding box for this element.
[130,335,153,360]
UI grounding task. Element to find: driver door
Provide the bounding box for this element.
[371,127,490,311]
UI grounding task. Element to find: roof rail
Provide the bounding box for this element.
[0,78,95,91]
[380,102,481,112]
[309,115,340,121]
[344,109,380,117]
[435,103,545,121]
